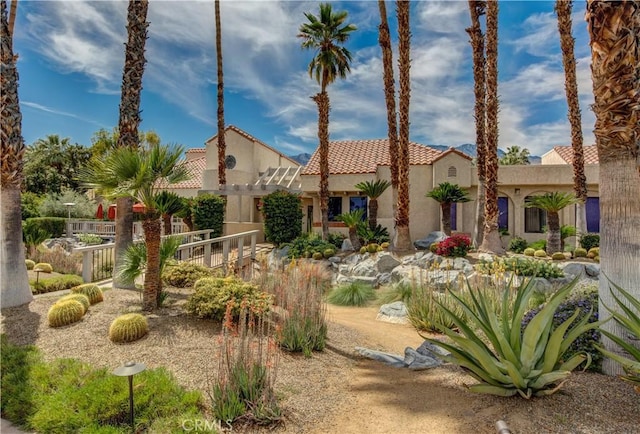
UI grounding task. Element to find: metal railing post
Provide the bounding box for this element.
[237,236,244,271]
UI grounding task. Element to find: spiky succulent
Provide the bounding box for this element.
[71,284,104,305]
[48,300,85,327]
[109,313,149,343]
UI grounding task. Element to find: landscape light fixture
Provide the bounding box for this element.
[63,202,76,220]
[113,361,146,431]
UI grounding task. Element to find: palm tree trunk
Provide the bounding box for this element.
[142,218,161,311]
[7,0,15,40]
[313,91,330,240]
[378,0,399,231]
[393,0,413,252]
[215,0,226,188]
[114,0,149,289]
[162,213,172,235]
[587,0,640,376]
[349,227,361,251]
[369,198,379,230]
[441,203,452,236]
[556,0,587,246]
[479,0,504,255]
[467,0,487,248]
[1,0,32,307]
[546,211,561,254]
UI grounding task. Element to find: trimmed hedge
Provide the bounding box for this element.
[24,217,66,238]
[192,194,225,237]
[262,190,303,247]
[30,275,84,294]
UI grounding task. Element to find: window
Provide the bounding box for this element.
[498,197,508,230]
[328,197,342,221]
[349,196,367,221]
[448,166,457,178]
[450,203,457,231]
[585,197,600,233]
[524,196,546,233]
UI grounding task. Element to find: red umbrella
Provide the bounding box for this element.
[132,202,146,213]
[96,203,104,220]
[108,204,116,220]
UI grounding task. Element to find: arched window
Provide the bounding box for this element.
[447,166,457,177]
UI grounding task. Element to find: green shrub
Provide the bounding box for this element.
[327,232,346,249]
[475,257,564,279]
[356,224,390,245]
[109,314,149,343]
[407,285,466,332]
[29,248,82,275]
[574,247,587,258]
[261,190,303,247]
[30,275,84,294]
[523,248,535,257]
[162,261,214,288]
[534,249,547,258]
[529,239,547,251]
[508,236,528,254]
[70,283,104,305]
[522,286,602,371]
[21,192,43,220]
[326,282,376,307]
[48,300,85,327]
[579,233,600,251]
[117,236,181,291]
[192,193,225,236]
[423,279,604,398]
[186,277,273,321]
[25,259,35,270]
[24,217,66,238]
[34,263,53,273]
[77,233,103,245]
[23,220,51,255]
[286,232,336,259]
[57,293,90,314]
[551,252,565,260]
[37,190,97,219]
[377,283,413,305]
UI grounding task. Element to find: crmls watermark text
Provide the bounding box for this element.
[181,418,230,432]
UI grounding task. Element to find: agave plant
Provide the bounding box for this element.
[596,281,640,392]
[422,278,606,398]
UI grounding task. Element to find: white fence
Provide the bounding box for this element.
[66,219,187,238]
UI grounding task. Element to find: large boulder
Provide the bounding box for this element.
[376,252,402,273]
[377,301,408,324]
[561,262,586,279]
[341,238,354,252]
[585,263,600,278]
[390,265,426,284]
[352,258,378,277]
[414,231,447,250]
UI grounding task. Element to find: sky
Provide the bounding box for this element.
[12,0,596,157]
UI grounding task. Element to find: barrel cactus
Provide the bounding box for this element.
[109,313,149,343]
[523,248,536,257]
[48,300,85,327]
[312,252,324,260]
[551,252,565,260]
[34,263,53,273]
[25,259,36,270]
[574,247,587,258]
[57,294,91,314]
[534,250,547,258]
[71,283,104,305]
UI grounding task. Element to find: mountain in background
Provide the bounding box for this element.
[288,152,312,165]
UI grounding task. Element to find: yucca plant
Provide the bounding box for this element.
[422,278,606,398]
[596,281,640,392]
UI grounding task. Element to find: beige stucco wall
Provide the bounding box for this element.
[432,153,472,188]
[540,150,567,165]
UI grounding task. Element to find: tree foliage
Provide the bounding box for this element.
[192,194,225,237]
[37,190,97,219]
[261,190,303,247]
[499,145,531,165]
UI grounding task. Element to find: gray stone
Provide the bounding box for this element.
[378,272,392,285]
[355,347,406,368]
[414,251,425,260]
[453,257,471,271]
[335,274,355,285]
[352,258,377,277]
[415,252,437,269]
[585,264,600,277]
[338,264,354,275]
[342,253,362,265]
[328,256,342,264]
[403,347,441,370]
[401,255,417,266]
[527,277,552,293]
[390,265,427,283]
[341,238,354,252]
[417,340,451,358]
[414,231,447,250]
[562,262,586,279]
[376,252,402,273]
[430,270,463,291]
[477,253,495,262]
[378,301,408,318]
[353,276,379,288]
[549,276,573,288]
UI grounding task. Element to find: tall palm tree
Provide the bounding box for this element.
[7,0,15,39]
[176,197,195,232]
[355,179,391,230]
[426,182,471,236]
[82,144,189,311]
[1,0,32,307]
[114,0,149,290]
[215,0,226,188]
[499,145,530,165]
[556,0,588,247]
[394,0,412,252]
[155,190,183,235]
[586,0,640,376]
[524,192,579,255]
[299,3,356,240]
[467,0,487,248]
[377,0,399,226]
[479,0,503,254]
[337,209,365,250]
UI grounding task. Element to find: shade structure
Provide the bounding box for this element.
[107,204,116,220]
[96,203,104,220]
[132,203,146,213]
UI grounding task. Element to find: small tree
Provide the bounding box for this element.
[155,191,183,235]
[524,192,579,255]
[261,190,303,247]
[499,145,531,165]
[337,209,364,250]
[355,179,391,230]
[192,194,225,237]
[426,182,471,236]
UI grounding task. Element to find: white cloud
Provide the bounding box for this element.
[22,101,107,128]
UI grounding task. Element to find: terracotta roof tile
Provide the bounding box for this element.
[552,145,599,165]
[301,139,442,175]
[160,156,205,190]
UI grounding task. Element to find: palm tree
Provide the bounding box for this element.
[586,0,640,376]
[377,0,399,226]
[215,0,226,188]
[7,0,15,39]
[82,143,189,311]
[355,179,391,230]
[467,0,487,248]
[1,0,32,307]
[176,197,195,232]
[337,209,364,250]
[556,0,588,247]
[479,0,503,254]
[524,192,578,255]
[499,145,531,165]
[426,182,471,236]
[299,3,356,240]
[155,190,183,235]
[394,0,412,252]
[113,0,149,290]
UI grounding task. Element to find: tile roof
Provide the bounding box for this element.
[160,156,205,190]
[301,139,442,175]
[185,148,206,161]
[431,147,473,163]
[551,145,599,165]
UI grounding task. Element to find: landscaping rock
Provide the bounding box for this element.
[477,253,495,262]
[378,272,392,286]
[341,238,354,252]
[561,262,586,279]
[417,340,451,358]
[415,252,437,269]
[338,264,354,275]
[403,347,441,370]
[352,258,377,277]
[335,274,355,285]
[585,264,600,278]
[430,270,463,291]
[353,276,379,288]
[390,265,426,283]
[376,252,401,273]
[377,301,408,323]
[414,231,447,250]
[328,256,342,264]
[527,277,552,293]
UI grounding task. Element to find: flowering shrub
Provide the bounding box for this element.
[522,286,601,371]
[435,234,471,258]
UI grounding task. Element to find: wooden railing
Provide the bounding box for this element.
[72,229,259,283]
